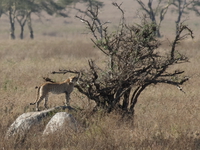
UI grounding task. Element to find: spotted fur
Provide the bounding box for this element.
[30,76,78,111]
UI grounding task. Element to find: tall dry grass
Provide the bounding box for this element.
[0,37,200,149]
[0,0,200,148]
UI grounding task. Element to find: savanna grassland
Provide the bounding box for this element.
[1,0,200,149]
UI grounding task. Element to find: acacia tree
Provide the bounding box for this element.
[171,0,195,35]
[17,0,75,39]
[15,0,35,39]
[135,0,171,37]
[190,1,200,15]
[1,0,17,39]
[74,0,104,38]
[0,0,4,17]
[1,0,30,39]
[1,0,77,39]
[51,3,193,115]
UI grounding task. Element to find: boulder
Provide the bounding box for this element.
[43,112,78,136]
[5,106,75,139]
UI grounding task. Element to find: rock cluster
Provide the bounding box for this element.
[6,106,78,139]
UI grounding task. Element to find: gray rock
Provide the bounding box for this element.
[5,106,74,139]
[43,112,78,136]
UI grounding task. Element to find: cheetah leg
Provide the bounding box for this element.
[36,96,45,111]
[44,95,49,109]
[65,92,70,106]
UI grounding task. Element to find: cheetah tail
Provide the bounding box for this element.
[30,86,41,105]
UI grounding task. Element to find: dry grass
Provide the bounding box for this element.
[1,0,200,149]
[0,37,200,149]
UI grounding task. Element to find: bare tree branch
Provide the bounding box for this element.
[52,69,80,75]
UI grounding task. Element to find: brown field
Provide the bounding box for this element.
[1,0,200,149]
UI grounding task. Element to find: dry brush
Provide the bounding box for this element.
[50,3,194,116]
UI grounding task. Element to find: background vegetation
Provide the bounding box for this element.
[0,0,200,149]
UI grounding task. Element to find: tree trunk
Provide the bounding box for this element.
[20,26,24,39]
[109,53,114,78]
[129,84,150,114]
[9,9,15,40]
[10,23,15,39]
[156,28,161,37]
[27,13,34,39]
[122,88,131,111]
[16,16,27,40]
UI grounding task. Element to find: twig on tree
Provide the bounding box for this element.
[42,77,55,83]
[52,69,80,75]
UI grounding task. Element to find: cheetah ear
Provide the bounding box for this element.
[66,78,71,83]
[70,77,74,83]
[74,72,81,84]
[77,72,81,79]
[72,76,78,83]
